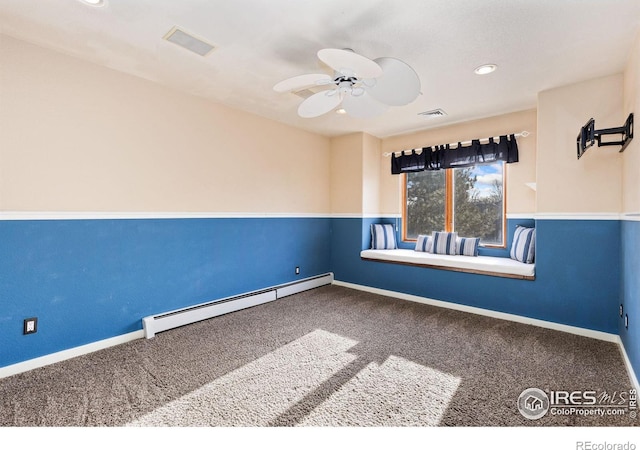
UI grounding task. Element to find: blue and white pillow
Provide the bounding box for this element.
[456,237,480,256]
[510,226,535,263]
[432,231,458,255]
[371,224,397,250]
[415,234,433,253]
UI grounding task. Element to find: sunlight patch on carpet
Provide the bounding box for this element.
[299,355,461,426]
[126,329,358,426]
[126,329,460,427]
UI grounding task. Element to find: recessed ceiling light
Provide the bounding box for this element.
[336,108,347,115]
[474,64,497,75]
[81,0,106,6]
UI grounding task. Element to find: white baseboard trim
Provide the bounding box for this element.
[0,330,145,379]
[617,337,640,392]
[332,280,619,343]
[3,284,638,392]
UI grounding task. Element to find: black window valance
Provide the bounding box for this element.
[391,134,519,174]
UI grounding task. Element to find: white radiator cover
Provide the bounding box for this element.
[142,273,333,338]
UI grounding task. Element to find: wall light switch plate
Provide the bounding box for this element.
[23,317,38,335]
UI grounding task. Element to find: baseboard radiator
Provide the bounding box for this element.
[142,273,334,339]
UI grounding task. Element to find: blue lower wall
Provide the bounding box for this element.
[621,220,640,382]
[1,215,632,376]
[332,217,621,335]
[0,217,331,367]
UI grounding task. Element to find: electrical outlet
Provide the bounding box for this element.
[295,266,300,275]
[23,317,38,335]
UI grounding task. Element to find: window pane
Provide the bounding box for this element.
[452,163,504,245]
[405,170,446,239]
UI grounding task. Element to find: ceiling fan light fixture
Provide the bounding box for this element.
[275,48,421,119]
[474,64,497,75]
[338,82,351,94]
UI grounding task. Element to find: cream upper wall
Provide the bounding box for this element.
[379,109,537,215]
[623,30,640,214]
[329,132,383,216]
[5,31,631,218]
[0,35,330,213]
[537,74,623,214]
[362,133,381,215]
[330,133,363,215]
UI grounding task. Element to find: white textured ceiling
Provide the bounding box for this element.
[1,0,639,138]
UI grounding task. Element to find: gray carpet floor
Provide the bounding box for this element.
[0,285,636,427]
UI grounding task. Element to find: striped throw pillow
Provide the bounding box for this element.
[370,224,397,250]
[432,231,458,255]
[510,226,536,263]
[415,234,433,253]
[456,237,480,256]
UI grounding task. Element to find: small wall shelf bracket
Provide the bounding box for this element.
[576,113,634,159]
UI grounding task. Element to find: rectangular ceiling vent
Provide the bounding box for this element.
[293,88,316,99]
[418,108,447,118]
[163,27,216,57]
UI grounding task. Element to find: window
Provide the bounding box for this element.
[404,162,505,246]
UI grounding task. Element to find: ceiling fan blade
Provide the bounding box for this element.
[273,73,332,93]
[317,48,383,79]
[342,91,388,119]
[366,57,421,106]
[298,90,343,118]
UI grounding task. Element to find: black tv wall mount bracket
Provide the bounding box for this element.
[576,112,634,159]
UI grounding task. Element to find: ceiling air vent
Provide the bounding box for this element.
[293,89,316,99]
[292,86,335,99]
[418,108,447,118]
[163,27,216,57]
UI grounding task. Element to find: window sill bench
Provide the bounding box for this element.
[361,249,535,280]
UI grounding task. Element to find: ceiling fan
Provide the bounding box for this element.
[273,48,421,119]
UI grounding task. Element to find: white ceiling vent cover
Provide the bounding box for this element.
[293,87,330,99]
[418,108,448,118]
[163,27,216,57]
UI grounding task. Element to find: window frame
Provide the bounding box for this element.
[401,163,507,248]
